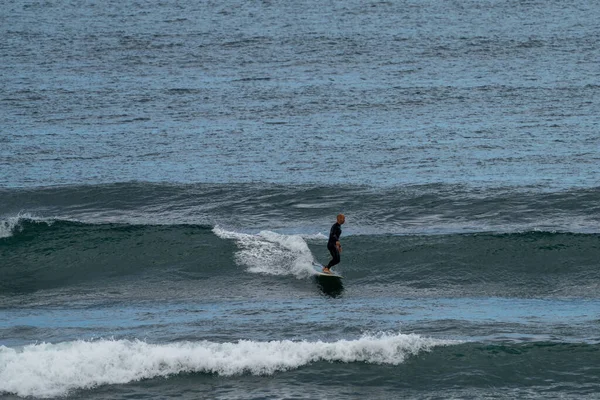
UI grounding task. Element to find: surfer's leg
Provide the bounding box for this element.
[325,245,340,269]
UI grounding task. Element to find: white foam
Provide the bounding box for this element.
[0,333,458,398]
[213,226,322,278]
[0,213,40,239]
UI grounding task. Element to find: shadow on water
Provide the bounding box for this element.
[314,276,344,298]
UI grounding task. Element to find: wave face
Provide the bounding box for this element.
[1,221,598,299]
[1,183,599,297]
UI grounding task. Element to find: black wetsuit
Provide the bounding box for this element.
[326,222,342,268]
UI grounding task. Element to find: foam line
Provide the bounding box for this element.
[0,333,458,398]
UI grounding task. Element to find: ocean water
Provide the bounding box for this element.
[1,0,600,399]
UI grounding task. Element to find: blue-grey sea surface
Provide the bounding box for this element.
[2,0,599,188]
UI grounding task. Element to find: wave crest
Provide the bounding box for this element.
[213,226,321,278]
[0,213,46,239]
[0,333,457,398]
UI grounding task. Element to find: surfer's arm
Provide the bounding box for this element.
[333,225,342,252]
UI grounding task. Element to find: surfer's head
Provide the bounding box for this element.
[337,214,345,225]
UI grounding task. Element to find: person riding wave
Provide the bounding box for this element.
[323,214,345,274]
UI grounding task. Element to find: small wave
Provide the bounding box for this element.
[0,333,457,398]
[2,183,600,235]
[0,213,49,239]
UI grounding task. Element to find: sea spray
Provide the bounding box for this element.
[213,226,321,278]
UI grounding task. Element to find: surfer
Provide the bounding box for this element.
[323,214,345,274]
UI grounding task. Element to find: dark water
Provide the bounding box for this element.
[2,0,600,398]
[1,184,600,398]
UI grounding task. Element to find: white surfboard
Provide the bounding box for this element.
[312,262,343,278]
